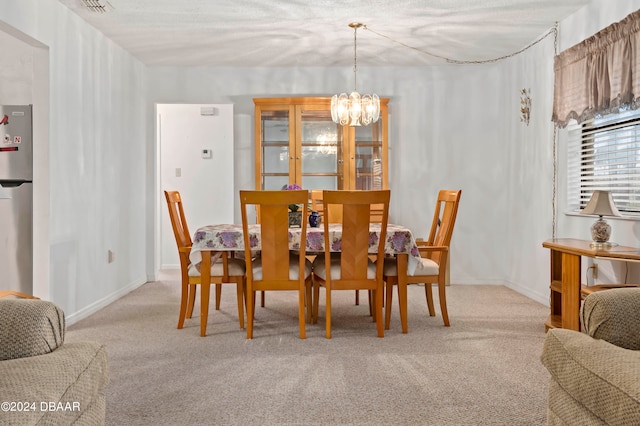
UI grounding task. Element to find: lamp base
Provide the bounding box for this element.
[589,241,619,249]
[590,216,611,243]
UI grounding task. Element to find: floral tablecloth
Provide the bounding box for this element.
[191,223,421,274]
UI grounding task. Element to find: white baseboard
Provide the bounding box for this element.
[161,264,180,270]
[65,277,147,326]
[504,281,549,306]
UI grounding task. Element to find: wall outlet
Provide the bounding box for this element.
[590,263,598,280]
[108,250,115,263]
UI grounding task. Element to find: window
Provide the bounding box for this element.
[567,109,640,215]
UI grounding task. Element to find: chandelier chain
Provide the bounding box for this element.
[353,25,358,91]
[552,21,559,239]
[362,24,558,65]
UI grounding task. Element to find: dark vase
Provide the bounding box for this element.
[309,211,321,228]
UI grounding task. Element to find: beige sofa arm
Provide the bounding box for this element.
[0,342,108,425]
[581,287,640,350]
[541,328,640,425]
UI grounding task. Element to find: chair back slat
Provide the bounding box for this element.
[427,190,462,263]
[164,190,192,251]
[338,203,373,280]
[258,203,291,280]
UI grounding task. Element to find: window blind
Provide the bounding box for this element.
[567,109,640,214]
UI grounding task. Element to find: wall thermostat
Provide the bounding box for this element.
[202,149,212,159]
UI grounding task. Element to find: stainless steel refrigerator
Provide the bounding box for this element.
[0,105,33,294]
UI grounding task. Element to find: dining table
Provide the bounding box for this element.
[190,223,422,273]
[189,222,422,332]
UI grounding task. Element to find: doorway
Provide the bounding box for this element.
[156,104,235,270]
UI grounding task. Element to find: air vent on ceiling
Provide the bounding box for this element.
[81,0,114,13]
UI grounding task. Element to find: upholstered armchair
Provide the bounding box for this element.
[0,298,108,425]
[541,287,640,425]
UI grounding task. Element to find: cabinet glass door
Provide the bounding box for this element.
[298,108,345,190]
[260,109,290,190]
[353,119,385,190]
[255,97,388,193]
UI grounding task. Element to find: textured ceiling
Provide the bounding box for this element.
[56,0,590,67]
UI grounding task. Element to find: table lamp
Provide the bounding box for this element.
[580,190,621,248]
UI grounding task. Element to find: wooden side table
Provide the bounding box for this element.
[542,238,640,331]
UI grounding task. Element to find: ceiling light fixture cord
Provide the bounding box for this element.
[353,24,358,92]
[552,21,559,239]
[363,24,558,64]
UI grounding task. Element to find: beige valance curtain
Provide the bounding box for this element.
[552,9,640,128]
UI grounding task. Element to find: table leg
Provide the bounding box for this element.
[200,252,211,337]
[561,252,581,331]
[397,253,409,334]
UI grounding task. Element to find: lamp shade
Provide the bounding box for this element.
[581,190,621,217]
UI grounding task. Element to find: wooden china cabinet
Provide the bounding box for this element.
[253,97,389,191]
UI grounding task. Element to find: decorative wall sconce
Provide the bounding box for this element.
[520,88,531,125]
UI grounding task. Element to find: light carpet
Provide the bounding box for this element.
[66,271,551,425]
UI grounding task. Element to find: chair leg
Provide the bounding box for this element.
[246,288,255,339]
[177,282,189,329]
[186,284,197,318]
[384,279,394,330]
[374,288,384,338]
[200,283,211,337]
[395,254,409,333]
[425,284,436,317]
[236,278,245,329]
[398,281,408,334]
[305,280,313,324]
[438,281,450,326]
[355,290,359,305]
[298,288,306,339]
[313,280,320,324]
[215,283,222,310]
[325,286,332,339]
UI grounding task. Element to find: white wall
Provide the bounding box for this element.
[158,104,234,268]
[145,63,539,298]
[0,0,148,323]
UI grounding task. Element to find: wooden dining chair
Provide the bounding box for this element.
[312,189,390,338]
[311,189,373,306]
[164,190,246,336]
[239,189,312,339]
[383,189,461,332]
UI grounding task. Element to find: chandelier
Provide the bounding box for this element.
[331,23,380,127]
